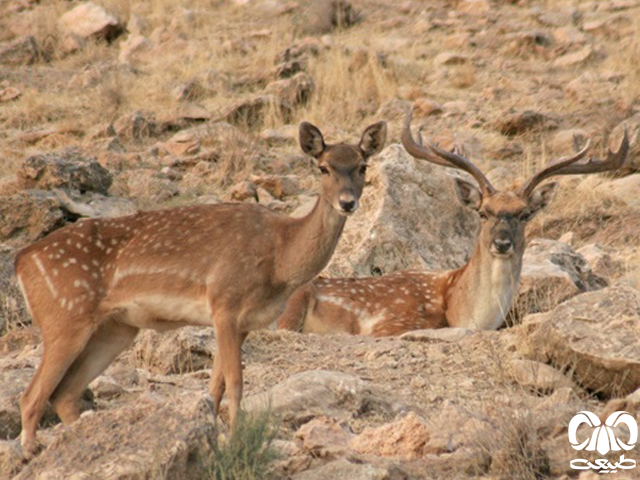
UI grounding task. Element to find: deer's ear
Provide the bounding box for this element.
[299,122,326,159]
[359,121,387,159]
[528,182,557,214]
[453,178,482,211]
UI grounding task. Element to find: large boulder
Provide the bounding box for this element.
[349,412,433,459]
[14,392,217,480]
[0,191,66,246]
[59,2,124,42]
[517,285,640,397]
[512,238,606,320]
[325,144,478,277]
[244,370,398,424]
[17,151,113,194]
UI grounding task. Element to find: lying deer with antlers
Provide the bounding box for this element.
[14,120,387,457]
[277,109,628,337]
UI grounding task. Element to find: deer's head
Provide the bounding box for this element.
[299,121,387,216]
[402,108,628,258]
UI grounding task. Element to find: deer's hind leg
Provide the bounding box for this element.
[19,317,96,457]
[209,331,248,422]
[50,320,138,424]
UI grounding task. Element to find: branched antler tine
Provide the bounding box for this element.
[402,107,496,195]
[401,108,452,168]
[519,129,629,197]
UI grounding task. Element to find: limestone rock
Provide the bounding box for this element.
[17,152,113,194]
[0,191,66,246]
[518,285,640,397]
[400,328,473,343]
[0,440,23,479]
[113,110,158,140]
[457,0,490,15]
[298,0,360,35]
[553,45,595,67]
[596,174,640,207]
[125,169,178,201]
[222,95,292,128]
[292,458,392,480]
[59,2,124,42]
[251,174,301,199]
[350,412,432,459]
[244,370,395,423]
[118,34,151,64]
[0,36,39,65]
[514,238,606,319]
[264,72,315,107]
[434,52,470,67]
[548,129,589,154]
[52,190,137,219]
[295,416,352,458]
[127,327,215,375]
[325,144,478,277]
[496,110,557,136]
[576,243,616,278]
[14,393,218,480]
[507,358,575,393]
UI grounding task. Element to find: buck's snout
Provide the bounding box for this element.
[491,233,514,256]
[337,193,358,215]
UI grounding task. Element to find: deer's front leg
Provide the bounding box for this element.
[212,317,246,429]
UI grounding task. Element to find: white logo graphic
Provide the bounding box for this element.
[568,410,638,473]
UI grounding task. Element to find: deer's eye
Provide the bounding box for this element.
[359,165,368,175]
[319,166,329,175]
[519,211,533,222]
[478,211,488,220]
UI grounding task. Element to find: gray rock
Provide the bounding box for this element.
[325,144,478,277]
[59,2,124,42]
[513,238,606,320]
[17,152,112,194]
[292,458,391,480]
[0,191,66,246]
[244,370,396,424]
[298,0,360,35]
[518,285,640,397]
[14,393,218,480]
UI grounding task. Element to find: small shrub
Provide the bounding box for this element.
[209,410,278,480]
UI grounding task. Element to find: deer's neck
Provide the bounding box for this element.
[446,243,523,330]
[278,196,346,287]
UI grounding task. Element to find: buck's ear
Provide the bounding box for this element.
[299,122,326,158]
[528,182,558,214]
[359,121,387,159]
[453,178,482,211]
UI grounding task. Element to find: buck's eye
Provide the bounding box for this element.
[519,211,533,222]
[359,165,368,175]
[478,211,488,220]
[319,166,329,175]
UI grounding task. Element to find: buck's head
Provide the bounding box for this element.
[452,178,557,258]
[402,107,628,259]
[299,121,387,216]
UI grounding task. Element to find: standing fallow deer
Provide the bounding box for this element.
[14,120,387,457]
[277,109,628,337]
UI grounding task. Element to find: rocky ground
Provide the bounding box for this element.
[1,0,640,478]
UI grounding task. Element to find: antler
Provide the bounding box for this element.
[518,130,629,197]
[402,107,496,196]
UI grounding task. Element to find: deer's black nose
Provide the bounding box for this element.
[339,200,356,212]
[492,238,513,254]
